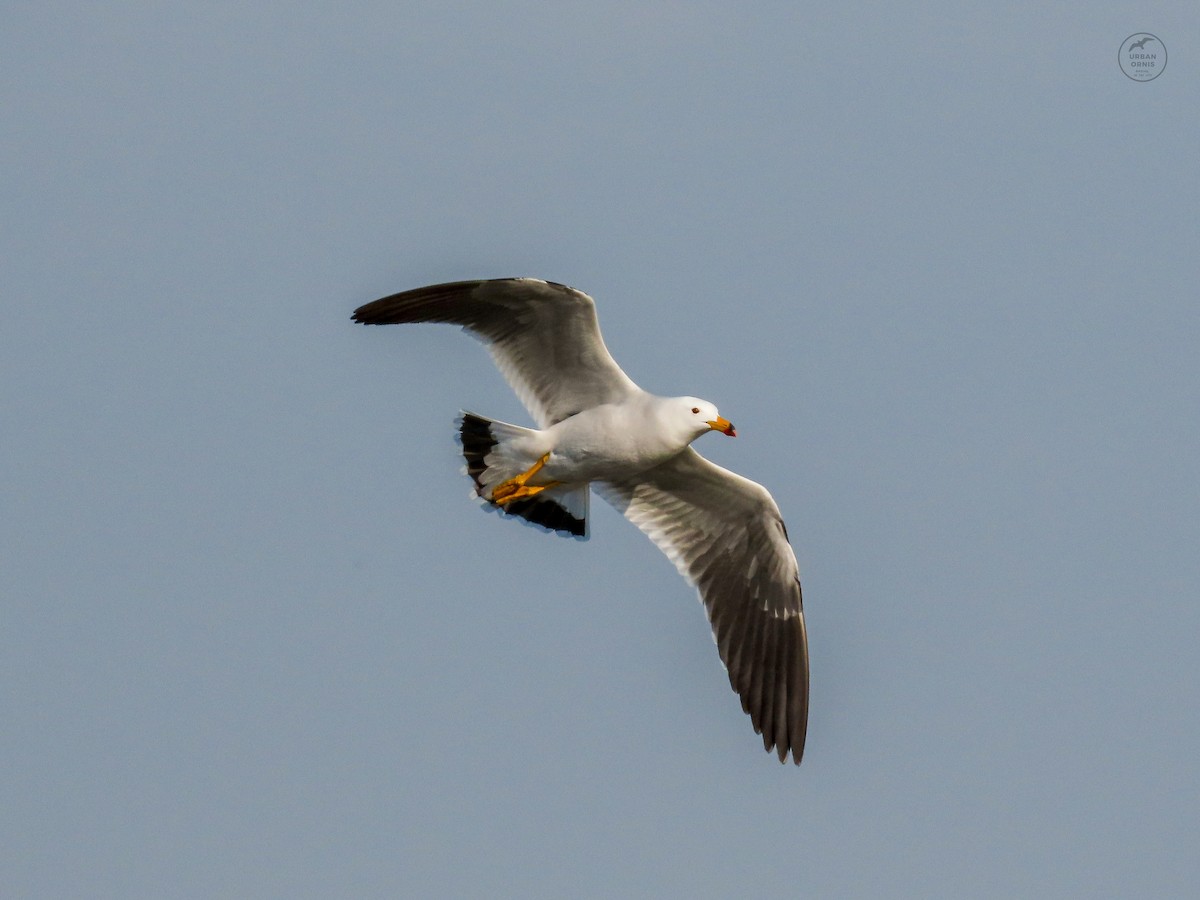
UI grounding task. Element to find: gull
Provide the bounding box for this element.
[352,278,809,764]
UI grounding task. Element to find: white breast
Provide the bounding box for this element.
[543,399,684,483]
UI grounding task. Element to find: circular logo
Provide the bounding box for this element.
[1119,33,1167,81]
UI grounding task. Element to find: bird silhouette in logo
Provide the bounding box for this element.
[1129,36,1156,51]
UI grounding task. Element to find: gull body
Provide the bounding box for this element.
[353,277,808,764]
[512,396,732,486]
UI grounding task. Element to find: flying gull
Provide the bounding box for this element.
[352,278,809,764]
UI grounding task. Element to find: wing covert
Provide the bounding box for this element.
[596,448,808,764]
[353,278,640,427]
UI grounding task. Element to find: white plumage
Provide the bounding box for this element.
[353,278,808,764]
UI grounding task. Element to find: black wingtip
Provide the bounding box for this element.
[349,292,417,325]
[350,302,383,324]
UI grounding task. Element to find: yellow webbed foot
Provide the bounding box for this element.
[491,453,561,506]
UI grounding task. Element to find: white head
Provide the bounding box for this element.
[664,396,737,444]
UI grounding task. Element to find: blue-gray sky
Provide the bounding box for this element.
[4,3,1198,897]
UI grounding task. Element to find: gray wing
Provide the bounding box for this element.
[595,449,808,764]
[352,278,641,428]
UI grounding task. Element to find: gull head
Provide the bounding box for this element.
[671,396,736,441]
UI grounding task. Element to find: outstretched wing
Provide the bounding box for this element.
[596,449,808,764]
[353,278,641,427]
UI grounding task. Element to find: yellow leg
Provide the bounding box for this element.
[491,453,560,506]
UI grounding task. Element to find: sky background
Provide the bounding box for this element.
[4,2,1198,897]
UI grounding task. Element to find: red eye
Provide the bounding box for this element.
[691,407,700,414]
